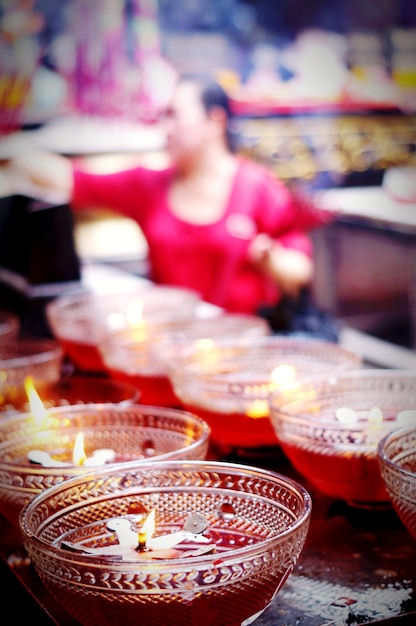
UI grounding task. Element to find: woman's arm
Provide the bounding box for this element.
[248,167,318,297]
[0,151,74,203]
[248,232,313,298]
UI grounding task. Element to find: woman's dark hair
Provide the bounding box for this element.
[178,73,237,152]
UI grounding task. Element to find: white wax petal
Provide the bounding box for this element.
[28,450,71,467]
[147,531,187,550]
[396,409,416,426]
[335,407,359,424]
[106,518,137,546]
[148,531,210,549]
[92,448,116,462]
[83,448,116,466]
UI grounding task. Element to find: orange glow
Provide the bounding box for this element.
[24,376,48,427]
[72,431,87,466]
[194,338,214,350]
[138,508,156,545]
[246,398,269,418]
[245,365,298,418]
[106,299,145,332]
[126,299,145,328]
[270,364,297,385]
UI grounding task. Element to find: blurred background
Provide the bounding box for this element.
[1,0,416,123]
[1,0,416,357]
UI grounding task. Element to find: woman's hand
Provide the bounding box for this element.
[248,233,313,298]
[0,151,73,203]
[382,166,416,203]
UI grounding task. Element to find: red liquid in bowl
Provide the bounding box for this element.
[41,525,295,626]
[281,440,389,504]
[42,559,280,626]
[107,368,178,406]
[182,403,279,449]
[59,338,105,373]
[41,377,139,406]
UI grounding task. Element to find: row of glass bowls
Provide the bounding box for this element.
[0,290,309,626]
[1,286,415,519]
[0,287,415,626]
[52,284,416,541]
[2,286,415,520]
[0,331,307,625]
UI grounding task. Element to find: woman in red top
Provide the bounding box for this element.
[2,74,332,317]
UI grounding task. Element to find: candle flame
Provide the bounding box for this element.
[139,508,156,544]
[72,431,87,466]
[24,376,47,427]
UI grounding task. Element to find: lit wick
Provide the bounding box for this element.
[136,532,147,552]
[135,508,155,552]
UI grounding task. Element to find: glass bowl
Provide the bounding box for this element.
[0,339,63,414]
[378,425,416,538]
[0,310,20,341]
[19,459,312,626]
[98,313,270,406]
[269,369,416,507]
[168,336,362,453]
[0,403,210,526]
[45,285,201,373]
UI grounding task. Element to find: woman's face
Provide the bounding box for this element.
[164,81,215,165]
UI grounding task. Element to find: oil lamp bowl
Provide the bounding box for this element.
[98,313,270,406]
[19,459,311,626]
[45,285,201,373]
[378,425,416,538]
[269,369,416,507]
[168,336,362,452]
[0,339,63,414]
[0,310,20,341]
[0,403,210,526]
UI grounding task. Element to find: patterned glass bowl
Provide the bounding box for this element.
[0,404,210,526]
[378,425,416,538]
[168,336,362,452]
[0,339,63,413]
[19,459,312,626]
[98,313,270,406]
[45,285,201,373]
[269,369,416,507]
[0,310,20,341]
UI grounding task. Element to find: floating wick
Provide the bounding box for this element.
[136,532,147,552]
